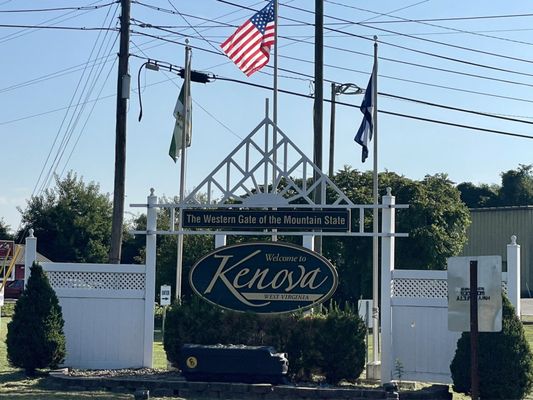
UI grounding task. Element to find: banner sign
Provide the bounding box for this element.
[182,209,350,231]
[0,241,14,259]
[190,242,338,314]
[448,256,502,332]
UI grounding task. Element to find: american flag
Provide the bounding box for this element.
[220,1,275,77]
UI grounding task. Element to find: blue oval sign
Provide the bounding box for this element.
[189,242,338,314]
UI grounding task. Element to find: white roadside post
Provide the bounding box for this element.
[143,188,157,367]
[380,188,395,383]
[24,228,37,288]
[507,235,521,317]
[215,234,227,249]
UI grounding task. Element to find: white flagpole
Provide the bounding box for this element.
[176,41,192,302]
[273,0,278,187]
[272,0,279,241]
[372,35,379,364]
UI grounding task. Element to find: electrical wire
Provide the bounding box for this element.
[0,2,118,13]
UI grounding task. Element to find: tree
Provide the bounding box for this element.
[327,167,470,302]
[456,182,498,208]
[6,263,65,375]
[456,164,533,208]
[0,218,13,240]
[450,296,533,399]
[17,172,112,263]
[499,164,533,206]
[126,200,213,302]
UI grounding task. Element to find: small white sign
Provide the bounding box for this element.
[448,256,502,332]
[160,285,171,306]
[358,299,373,328]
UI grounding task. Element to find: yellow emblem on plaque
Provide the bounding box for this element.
[186,356,198,369]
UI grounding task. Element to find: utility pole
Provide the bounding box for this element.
[328,83,336,178]
[313,0,323,253]
[109,0,131,264]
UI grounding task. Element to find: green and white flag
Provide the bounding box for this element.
[169,83,192,162]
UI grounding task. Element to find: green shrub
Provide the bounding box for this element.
[163,299,366,383]
[319,306,366,383]
[6,263,66,375]
[450,296,533,399]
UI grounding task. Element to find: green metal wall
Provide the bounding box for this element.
[460,207,533,296]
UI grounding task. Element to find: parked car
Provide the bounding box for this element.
[4,280,23,299]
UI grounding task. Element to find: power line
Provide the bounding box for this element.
[354,12,533,24]
[0,2,118,13]
[126,52,533,141]
[276,2,533,75]
[0,24,118,31]
[327,1,533,48]
[0,0,111,44]
[131,25,533,105]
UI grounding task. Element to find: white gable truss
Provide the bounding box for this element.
[183,117,353,208]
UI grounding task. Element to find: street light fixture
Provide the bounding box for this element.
[329,82,363,177]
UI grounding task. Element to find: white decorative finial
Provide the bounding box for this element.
[28,228,34,238]
[150,188,155,196]
[511,235,517,245]
[386,187,392,196]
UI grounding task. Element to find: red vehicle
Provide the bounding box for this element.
[1,244,51,299]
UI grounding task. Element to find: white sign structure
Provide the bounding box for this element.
[447,256,502,332]
[160,285,171,306]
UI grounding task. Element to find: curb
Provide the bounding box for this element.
[48,369,451,400]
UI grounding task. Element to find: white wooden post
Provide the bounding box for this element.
[215,234,226,248]
[507,235,520,317]
[143,188,157,367]
[24,228,37,288]
[302,235,314,251]
[380,188,395,384]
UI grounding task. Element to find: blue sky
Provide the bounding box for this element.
[1,0,533,232]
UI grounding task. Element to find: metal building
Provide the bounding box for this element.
[460,206,533,297]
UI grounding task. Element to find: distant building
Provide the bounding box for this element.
[460,206,533,297]
[1,244,51,298]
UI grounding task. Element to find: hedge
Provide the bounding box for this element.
[163,298,366,383]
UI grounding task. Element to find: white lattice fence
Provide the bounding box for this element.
[41,262,154,369]
[389,270,509,383]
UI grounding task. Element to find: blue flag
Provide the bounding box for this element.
[354,73,373,163]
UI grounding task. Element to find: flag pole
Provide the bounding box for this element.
[176,41,192,303]
[271,0,279,241]
[371,35,379,364]
[272,0,278,189]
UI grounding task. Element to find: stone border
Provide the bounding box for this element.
[48,369,451,400]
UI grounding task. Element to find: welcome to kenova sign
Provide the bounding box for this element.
[189,242,338,314]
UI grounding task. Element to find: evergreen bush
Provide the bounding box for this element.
[450,296,533,399]
[163,299,366,383]
[6,263,66,375]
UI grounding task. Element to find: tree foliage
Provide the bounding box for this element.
[0,218,13,240]
[457,164,533,208]
[326,167,470,302]
[450,296,533,399]
[126,199,213,302]
[17,172,112,263]
[6,263,65,375]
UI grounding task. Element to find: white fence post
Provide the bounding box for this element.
[143,188,157,367]
[380,188,395,384]
[24,228,37,288]
[215,234,226,248]
[507,235,520,317]
[302,235,314,251]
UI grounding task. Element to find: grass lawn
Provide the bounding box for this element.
[0,309,178,399]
